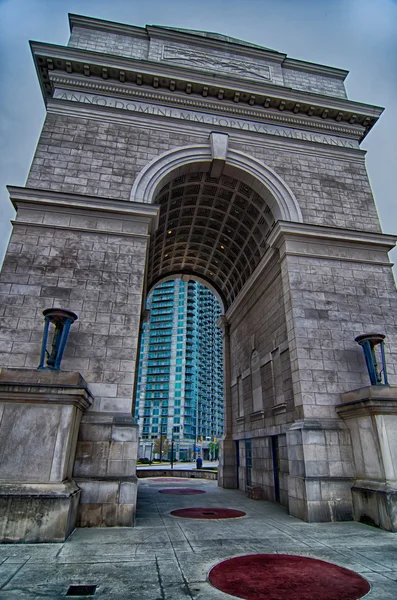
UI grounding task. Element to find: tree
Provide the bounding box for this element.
[153,436,170,460]
[208,441,219,460]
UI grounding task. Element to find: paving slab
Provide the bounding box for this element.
[0,477,396,599]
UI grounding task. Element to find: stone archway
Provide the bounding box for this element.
[130,138,303,224]
[3,15,397,542]
[132,139,300,491]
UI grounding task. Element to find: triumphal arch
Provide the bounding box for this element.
[1,14,397,542]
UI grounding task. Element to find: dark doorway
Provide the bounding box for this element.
[245,439,252,487]
[271,436,281,502]
[235,440,240,488]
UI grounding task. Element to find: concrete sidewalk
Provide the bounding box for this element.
[0,478,396,599]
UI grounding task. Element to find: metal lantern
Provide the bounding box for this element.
[38,308,78,370]
[355,332,388,386]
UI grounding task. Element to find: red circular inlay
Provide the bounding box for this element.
[209,554,370,600]
[159,488,206,495]
[170,507,246,519]
[151,478,188,482]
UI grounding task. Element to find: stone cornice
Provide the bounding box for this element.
[337,386,397,419]
[336,398,397,419]
[0,385,93,412]
[7,186,161,233]
[267,221,397,252]
[49,73,365,139]
[227,221,397,326]
[30,41,382,141]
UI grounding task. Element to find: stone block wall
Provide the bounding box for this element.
[282,67,347,99]
[229,253,294,434]
[287,424,355,522]
[25,111,381,236]
[0,193,152,414]
[26,114,208,201]
[69,26,149,60]
[228,250,294,504]
[238,434,289,508]
[278,434,289,506]
[74,412,138,527]
[250,437,274,501]
[266,222,397,521]
[280,251,397,419]
[231,139,381,233]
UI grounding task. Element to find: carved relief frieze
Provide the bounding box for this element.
[162,44,273,83]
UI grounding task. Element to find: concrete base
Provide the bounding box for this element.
[288,477,354,522]
[0,481,80,543]
[337,385,397,532]
[286,420,355,522]
[352,482,397,531]
[76,477,137,527]
[0,368,92,543]
[73,412,139,527]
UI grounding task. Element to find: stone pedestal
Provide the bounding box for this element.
[0,368,92,542]
[286,420,355,522]
[73,412,138,527]
[337,385,397,532]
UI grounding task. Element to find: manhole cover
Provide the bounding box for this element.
[170,507,246,519]
[209,554,371,600]
[66,584,97,596]
[159,488,206,495]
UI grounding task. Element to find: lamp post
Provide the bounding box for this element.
[149,441,154,463]
[355,332,389,386]
[170,429,174,470]
[38,308,78,370]
[170,426,180,470]
[195,396,200,460]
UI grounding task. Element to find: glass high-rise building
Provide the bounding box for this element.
[134,279,224,460]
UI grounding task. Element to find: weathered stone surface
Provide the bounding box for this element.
[73,412,139,526]
[1,15,397,535]
[75,477,137,527]
[0,369,91,542]
[67,16,347,98]
[0,481,80,543]
[0,368,92,484]
[336,385,397,531]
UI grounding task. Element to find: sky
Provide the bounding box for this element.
[1,0,396,268]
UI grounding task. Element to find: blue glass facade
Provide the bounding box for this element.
[134,279,224,458]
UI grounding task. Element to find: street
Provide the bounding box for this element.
[137,460,218,470]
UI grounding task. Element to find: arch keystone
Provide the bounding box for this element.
[130,143,302,223]
[210,132,229,178]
